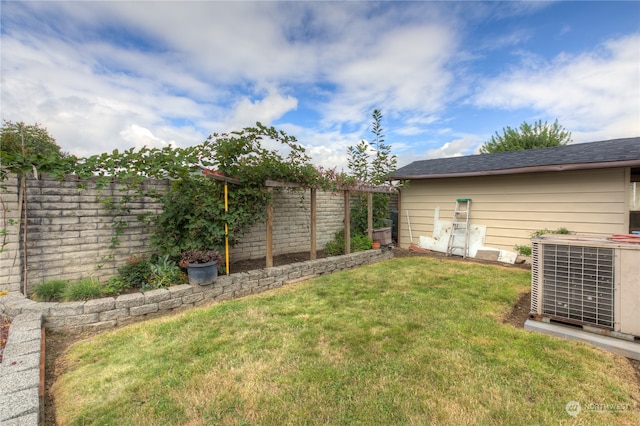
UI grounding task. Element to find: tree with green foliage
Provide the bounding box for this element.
[347,109,397,234]
[0,121,67,174]
[348,109,396,185]
[479,119,572,154]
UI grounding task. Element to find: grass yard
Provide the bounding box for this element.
[52,257,640,425]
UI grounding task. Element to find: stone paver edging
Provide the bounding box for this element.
[0,312,43,426]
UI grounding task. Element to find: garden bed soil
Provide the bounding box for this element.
[31,247,639,424]
[0,314,10,363]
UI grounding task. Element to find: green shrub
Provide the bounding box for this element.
[117,255,152,288]
[351,233,373,252]
[63,278,103,301]
[145,255,186,290]
[325,230,373,256]
[31,280,67,302]
[514,245,532,256]
[325,239,343,256]
[103,276,130,296]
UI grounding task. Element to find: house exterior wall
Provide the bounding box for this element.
[398,168,629,253]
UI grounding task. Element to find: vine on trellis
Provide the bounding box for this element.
[2,122,397,271]
[2,123,375,264]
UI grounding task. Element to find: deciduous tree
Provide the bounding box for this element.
[0,121,67,174]
[347,109,397,234]
[480,119,572,154]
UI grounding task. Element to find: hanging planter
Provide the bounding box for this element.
[180,250,224,285]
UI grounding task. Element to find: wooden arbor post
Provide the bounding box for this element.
[310,188,317,260]
[264,181,318,267]
[367,192,373,241]
[343,190,351,254]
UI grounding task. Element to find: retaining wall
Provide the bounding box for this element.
[0,173,345,294]
[0,248,393,333]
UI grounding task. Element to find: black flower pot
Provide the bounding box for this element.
[187,261,218,285]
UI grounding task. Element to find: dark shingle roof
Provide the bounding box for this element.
[391,137,640,179]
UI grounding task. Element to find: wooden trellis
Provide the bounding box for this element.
[265,180,396,268]
[206,172,396,271]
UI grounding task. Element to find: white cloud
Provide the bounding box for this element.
[224,90,298,131]
[120,124,175,150]
[321,24,458,127]
[1,1,637,171]
[472,34,640,141]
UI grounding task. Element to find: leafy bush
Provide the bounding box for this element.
[145,255,186,290]
[32,280,67,302]
[179,250,224,268]
[152,178,229,258]
[117,255,152,289]
[531,227,571,238]
[103,276,130,296]
[62,278,103,301]
[325,230,373,256]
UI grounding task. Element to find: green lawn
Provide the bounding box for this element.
[53,257,640,425]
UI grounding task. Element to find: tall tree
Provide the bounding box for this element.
[479,119,572,154]
[347,109,397,185]
[347,109,397,233]
[1,121,67,173]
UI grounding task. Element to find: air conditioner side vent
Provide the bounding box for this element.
[531,241,540,313]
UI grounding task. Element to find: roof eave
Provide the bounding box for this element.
[392,160,640,180]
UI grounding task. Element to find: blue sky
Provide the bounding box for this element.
[1,1,638,170]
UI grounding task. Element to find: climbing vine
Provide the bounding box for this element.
[1,121,388,266]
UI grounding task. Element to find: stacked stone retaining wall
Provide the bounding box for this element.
[0,248,393,333]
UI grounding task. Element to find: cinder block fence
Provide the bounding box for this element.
[0,173,345,295]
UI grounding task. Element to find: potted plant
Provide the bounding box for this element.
[179,249,224,285]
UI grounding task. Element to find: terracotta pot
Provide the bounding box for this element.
[372,241,381,249]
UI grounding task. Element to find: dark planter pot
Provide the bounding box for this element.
[187,261,218,285]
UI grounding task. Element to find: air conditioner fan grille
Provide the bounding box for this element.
[541,244,614,328]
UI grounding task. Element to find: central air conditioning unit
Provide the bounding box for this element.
[530,235,640,339]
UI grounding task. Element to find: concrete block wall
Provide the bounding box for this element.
[229,189,344,260]
[0,174,169,295]
[0,174,347,295]
[0,174,22,294]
